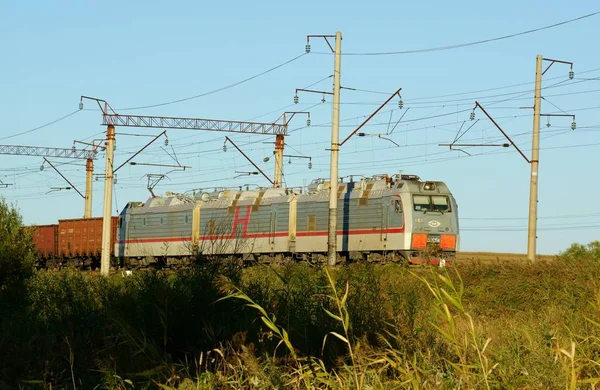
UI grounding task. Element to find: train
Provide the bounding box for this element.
[31,173,459,269]
[30,217,119,269]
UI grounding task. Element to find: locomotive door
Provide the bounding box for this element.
[123,214,132,257]
[381,203,389,242]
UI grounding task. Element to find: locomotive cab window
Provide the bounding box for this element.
[432,196,451,212]
[413,195,452,212]
[413,195,431,211]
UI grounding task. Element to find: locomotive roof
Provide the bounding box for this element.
[124,175,451,214]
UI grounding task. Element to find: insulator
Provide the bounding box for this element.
[72,145,76,151]
[79,102,83,110]
[569,70,574,80]
[223,144,227,152]
[546,120,551,128]
[294,94,299,104]
[308,161,312,169]
[306,118,311,126]
[571,121,576,130]
[40,164,44,171]
[305,43,311,53]
[470,111,475,120]
[398,99,404,109]
[288,158,292,164]
[321,95,326,103]
[164,138,169,146]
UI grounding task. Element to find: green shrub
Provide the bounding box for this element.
[560,241,600,261]
[0,198,35,301]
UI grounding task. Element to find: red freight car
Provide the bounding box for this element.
[30,224,59,258]
[58,217,118,258]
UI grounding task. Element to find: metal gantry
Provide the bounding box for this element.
[102,113,288,135]
[0,143,98,217]
[82,96,289,136]
[0,144,96,160]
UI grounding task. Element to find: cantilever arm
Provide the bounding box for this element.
[473,101,531,163]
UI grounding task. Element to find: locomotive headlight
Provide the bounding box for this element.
[423,182,436,191]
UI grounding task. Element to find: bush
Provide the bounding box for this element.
[0,198,35,308]
[560,240,600,261]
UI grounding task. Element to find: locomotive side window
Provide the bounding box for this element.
[432,196,451,212]
[394,199,403,213]
[413,195,431,211]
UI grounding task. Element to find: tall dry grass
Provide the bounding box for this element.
[1,242,600,388]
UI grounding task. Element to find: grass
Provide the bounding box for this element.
[0,242,599,388]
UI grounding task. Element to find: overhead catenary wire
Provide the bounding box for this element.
[0,109,81,142]
[116,53,307,111]
[311,11,600,55]
[103,99,600,167]
[12,136,600,199]
[5,69,600,197]
[462,212,600,221]
[8,100,598,182]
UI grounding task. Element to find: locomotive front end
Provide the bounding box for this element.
[406,181,459,265]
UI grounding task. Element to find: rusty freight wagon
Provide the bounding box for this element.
[30,224,59,258]
[57,217,118,267]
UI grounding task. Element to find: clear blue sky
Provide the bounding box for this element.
[1,1,599,254]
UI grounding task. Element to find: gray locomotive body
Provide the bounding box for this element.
[115,174,459,266]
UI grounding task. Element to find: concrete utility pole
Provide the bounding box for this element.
[327,31,342,267]
[100,125,115,276]
[85,158,93,218]
[274,134,284,188]
[527,55,543,264]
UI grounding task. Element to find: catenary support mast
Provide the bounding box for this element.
[100,125,115,276]
[327,31,342,266]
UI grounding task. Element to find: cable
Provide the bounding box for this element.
[462,212,600,221]
[117,53,307,111]
[312,11,600,55]
[302,74,333,89]
[0,109,81,141]
[462,225,600,232]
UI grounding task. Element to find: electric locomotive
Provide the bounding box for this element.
[115,173,459,267]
